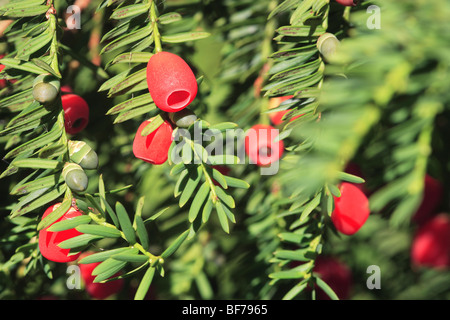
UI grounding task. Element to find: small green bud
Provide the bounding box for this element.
[68,140,99,170]
[168,108,197,128]
[32,74,61,104]
[317,33,340,63]
[62,162,88,193]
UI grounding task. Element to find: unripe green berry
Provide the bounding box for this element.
[79,149,98,170]
[32,74,61,104]
[68,140,99,170]
[317,33,340,63]
[168,108,197,128]
[62,162,89,193]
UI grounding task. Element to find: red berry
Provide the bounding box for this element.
[344,162,368,195]
[212,165,230,186]
[335,0,357,6]
[0,54,7,89]
[133,118,173,165]
[78,252,124,299]
[253,63,270,97]
[313,256,353,300]
[269,96,292,125]
[412,174,443,225]
[411,214,450,270]
[331,182,370,235]
[62,94,89,135]
[146,51,198,113]
[38,204,83,263]
[61,85,73,93]
[253,76,264,98]
[244,124,284,167]
[268,96,304,125]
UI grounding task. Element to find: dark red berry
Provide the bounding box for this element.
[212,165,230,186]
[62,94,89,135]
[412,174,443,225]
[313,256,353,300]
[411,214,450,270]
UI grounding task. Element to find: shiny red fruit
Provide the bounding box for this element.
[146,51,198,112]
[0,54,7,89]
[411,214,450,269]
[245,124,284,167]
[38,204,83,263]
[412,174,443,225]
[313,256,353,300]
[79,252,124,299]
[336,0,357,6]
[331,182,370,235]
[268,95,302,125]
[62,94,89,135]
[133,118,173,165]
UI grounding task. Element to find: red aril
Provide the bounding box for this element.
[38,204,83,263]
[331,182,370,235]
[62,94,90,135]
[344,162,369,195]
[412,174,443,225]
[313,256,353,300]
[245,124,284,167]
[212,165,230,186]
[61,85,73,93]
[133,118,173,165]
[268,96,303,125]
[411,214,450,270]
[78,252,124,299]
[336,0,357,6]
[0,55,6,89]
[146,51,198,112]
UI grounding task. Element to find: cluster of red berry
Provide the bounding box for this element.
[134,51,289,168]
[30,71,116,297]
[242,1,358,170]
[333,164,449,270]
[132,52,198,165]
[1,55,90,135]
[38,204,123,299]
[30,74,90,135]
[297,0,448,299]
[410,175,449,270]
[313,172,448,299]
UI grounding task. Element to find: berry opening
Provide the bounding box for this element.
[258,145,275,166]
[167,90,190,110]
[72,118,87,129]
[259,146,273,157]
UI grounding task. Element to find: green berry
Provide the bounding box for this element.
[62,162,89,193]
[68,140,99,170]
[32,74,61,104]
[317,33,340,62]
[169,108,197,128]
